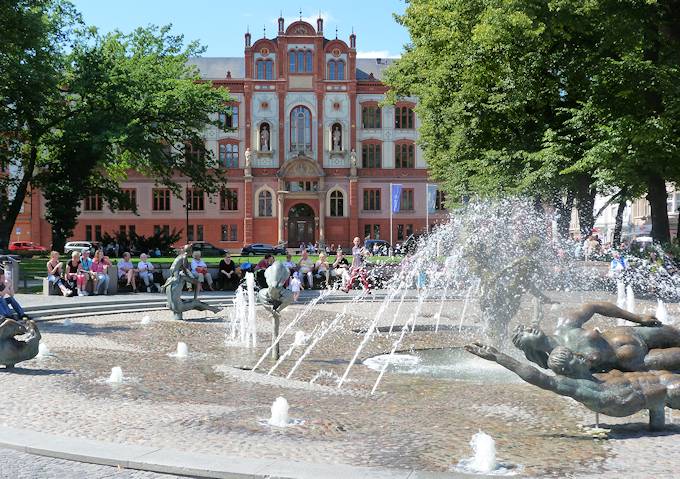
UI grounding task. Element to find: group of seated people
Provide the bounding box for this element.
[47,250,113,296]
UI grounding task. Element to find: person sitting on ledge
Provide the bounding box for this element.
[466,342,680,431]
[117,252,138,293]
[190,251,213,292]
[0,265,28,320]
[90,250,111,295]
[218,252,238,291]
[512,301,680,377]
[46,251,73,296]
[297,250,315,289]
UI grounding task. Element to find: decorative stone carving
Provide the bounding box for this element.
[260,124,270,151]
[332,125,342,151]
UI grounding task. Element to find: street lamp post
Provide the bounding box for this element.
[185,195,192,243]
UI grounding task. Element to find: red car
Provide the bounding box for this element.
[8,241,48,257]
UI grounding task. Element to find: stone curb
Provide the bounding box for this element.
[0,426,484,479]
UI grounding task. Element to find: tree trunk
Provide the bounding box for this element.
[553,189,575,239]
[613,198,627,247]
[647,174,670,243]
[50,226,68,254]
[0,147,37,249]
[575,174,596,237]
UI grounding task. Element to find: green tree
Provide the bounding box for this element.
[0,0,80,249]
[36,25,233,251]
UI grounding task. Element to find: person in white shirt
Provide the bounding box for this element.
[283,254,296,274]
[290,271,302,301]
[137,253,156,292]
[190,251,213,292]
[314,252,330,287]
[297,250,315,289]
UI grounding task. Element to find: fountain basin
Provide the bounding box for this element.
[364,348,522,384]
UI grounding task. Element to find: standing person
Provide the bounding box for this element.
[609,251,628,281]
[117,252,138,292]
[91,250,111,295]
[46,252,73,296]
[137,253,156,292]
[297,250,315,289]
[290,271,303,301]
[342,237,371,293]
[218,252,238,291]
[65,251,87,296]
[190,251,214,292]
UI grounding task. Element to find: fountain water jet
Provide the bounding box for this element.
[173,342,188,358]
[656,299,669,324]
[36,342,51,359]
[268,397,290,427]
[107,366,123,383]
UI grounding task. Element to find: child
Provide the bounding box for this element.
[290,271,303,301]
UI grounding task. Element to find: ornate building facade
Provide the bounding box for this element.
[16,17,448,249]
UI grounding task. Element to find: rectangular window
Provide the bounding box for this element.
[152,189,171,211]
[119,225,126,236]
[219,143,239,168]
[364,224,372,239]
[361,106,382,129]
[363,189,381,211]
[129,225,136,236]
[85,225,92,241]
[154,225,161,236]
[221,225,228,241]
[397,224,404,241]
[400,189,414,211]
[395,144,415,168]
[406,224,414,237]
[395,107,415,129]
[219,106,239,129]
[84,194,102,211]
[187,188,204,211]
[95,225,102,241]
[187,225,194,242]
[119,189,137,211]
[373,224,380,240]
[361,143,382,168]
[230,224,238,241]
[220,188,238,211]
[197,225,204,242]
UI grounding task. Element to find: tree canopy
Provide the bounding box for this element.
[384,0,680,242]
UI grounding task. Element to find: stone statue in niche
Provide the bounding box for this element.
[332,125,342,151]
[350,149,357,168]
[245,148,252,168]
[260,124,270,151]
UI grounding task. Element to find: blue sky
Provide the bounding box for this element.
[70,0,410,58]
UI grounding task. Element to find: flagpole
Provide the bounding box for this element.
[389,183,393,248]
[425,182,429,234]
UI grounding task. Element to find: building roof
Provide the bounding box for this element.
[186,57,397,81]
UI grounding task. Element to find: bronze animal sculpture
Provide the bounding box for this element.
[512,302,680,376]
[161,245,221,320]
[466,342,680,430]
[257,261,293,314]
[0,319,41,368]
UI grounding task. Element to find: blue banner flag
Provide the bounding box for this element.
[427,184,438,213]
[391,184,402,213]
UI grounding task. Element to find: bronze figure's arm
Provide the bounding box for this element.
[566,302,661,328]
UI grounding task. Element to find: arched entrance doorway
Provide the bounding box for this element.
[287,203,315,247]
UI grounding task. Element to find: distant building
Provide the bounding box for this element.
[16,16,447,250]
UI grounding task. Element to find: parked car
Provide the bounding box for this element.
[189,241,227,257]
[241,243,286,256]
[364,239,392,256]
[8,241,48,257]
[64,241,101,256]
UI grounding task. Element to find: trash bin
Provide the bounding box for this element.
[0,255,20,292]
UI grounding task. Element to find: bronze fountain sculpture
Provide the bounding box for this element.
[0,319,41,368]
[162,245,221,321]
[467,301,680,430]
[257,261,293,359]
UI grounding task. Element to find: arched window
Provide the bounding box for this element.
[395,142,415,168]
[395,106,415,129]
[259,123,271,151]
[290,106,312,151]
[361,142,382,168]
[331,123,342,151]
[327,60,345,80]
[329,190,344,217]
[258,190,273,217]
[219,142,239,168]
[256,60,273,79]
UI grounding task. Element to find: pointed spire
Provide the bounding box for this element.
[335,26,338,40]
[263,24,266,38]
[299,8,302,20]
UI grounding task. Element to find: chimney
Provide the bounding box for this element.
[278,14,284,34]
[317,16,323,34]
[349,31,356,49]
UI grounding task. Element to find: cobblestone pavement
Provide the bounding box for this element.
[1,290,679,477]
[0,447,184,479]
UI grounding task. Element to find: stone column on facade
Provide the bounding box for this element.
[277,191,285,245]
[244,173,254,246]
[349,175,359,242]
[318,193,326,246]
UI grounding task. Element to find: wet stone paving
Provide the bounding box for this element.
[1,290,679,478]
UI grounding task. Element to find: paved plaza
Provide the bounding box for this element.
[1,290,679,478]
